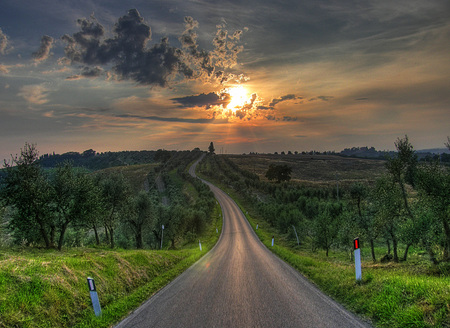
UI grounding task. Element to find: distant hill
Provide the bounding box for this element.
[38,149,177,171]
[338,146,450,163]
[417,148,449,154]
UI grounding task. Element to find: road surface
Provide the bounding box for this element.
[115,155,371,327]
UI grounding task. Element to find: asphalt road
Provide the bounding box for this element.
[115,155,371,328]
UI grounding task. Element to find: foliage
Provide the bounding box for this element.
[1,143,54,248]
[265,164,292,182]
[198,136,450,266]
[0,144,214,251]
[208,142,215,154]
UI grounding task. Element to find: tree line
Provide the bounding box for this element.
[0,144,215,250]
[199,136,450,267]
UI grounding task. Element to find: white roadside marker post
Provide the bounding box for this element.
[87,277,102,317]
[354,238,362,282]
[256,224,258,230]
[292,225,300,246]
[271,236,274,247]
[161,224,164,250]
[199,240,202,251]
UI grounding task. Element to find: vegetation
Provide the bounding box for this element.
[0,144,222,327]
[197,136,450,327]
[0,215,222,328]
[1,138,449,327]
[0,144,213,251]
[265,164,292,183]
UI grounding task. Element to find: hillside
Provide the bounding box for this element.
[227,153,386,187]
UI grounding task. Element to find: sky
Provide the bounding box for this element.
[0,0,449,161]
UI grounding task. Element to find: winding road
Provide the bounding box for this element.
[115,155,371,327]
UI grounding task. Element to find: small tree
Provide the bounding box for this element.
[99,173,131,248]
[126,191,154,249]
[208,142,215,154]
[1,143,54,248]
[265,164,292,183]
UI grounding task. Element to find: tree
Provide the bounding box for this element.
[311,202,342,256]
[349,182,377,262]
[265,164,292,183]
[382,135,419,262]
[208,142,215,154]
[99,173,131,248]
[51,163,100,250]
[126,191,154,249]
[1,143,54,248]
[386,135,417,212]
[416,161,450,262]
[372,176,403,262]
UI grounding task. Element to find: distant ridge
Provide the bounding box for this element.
[417,148,449,154]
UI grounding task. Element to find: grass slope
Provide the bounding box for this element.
[0,204,222,328]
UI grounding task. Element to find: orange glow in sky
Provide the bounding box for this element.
[226,86,250,111]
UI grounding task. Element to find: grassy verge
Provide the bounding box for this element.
[0,204,222,328]
[198,172,450,328]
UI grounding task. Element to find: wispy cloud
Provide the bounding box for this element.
[17,84,50,105]
[116,113,228,124]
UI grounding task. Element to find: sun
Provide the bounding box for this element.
[226,85,249,111]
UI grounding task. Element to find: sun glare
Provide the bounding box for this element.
[226,86,249,111]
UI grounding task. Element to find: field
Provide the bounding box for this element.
[228,153,387,187]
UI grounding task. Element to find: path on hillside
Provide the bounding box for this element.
[155,174,169,206]
[115,154,371,328]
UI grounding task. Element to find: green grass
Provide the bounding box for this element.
[0,204,223,328]
[197,170,449,328]
[244,202,450,327]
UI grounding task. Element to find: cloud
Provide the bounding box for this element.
[317,95,334,101]
[58,9,245,87]
[66,66,104,80]
[269,94,301,108]
[172,92,231,108]
[0,28,9,54]
[0,64,9,74]
[116,113,228,124]
[32,35,54,62]
[17,84,50,105]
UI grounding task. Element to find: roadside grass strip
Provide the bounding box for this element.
[0,205,222,328]
[242,209,450,328]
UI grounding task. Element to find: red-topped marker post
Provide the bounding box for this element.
[353,238,362,281]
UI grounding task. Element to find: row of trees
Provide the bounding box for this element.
[200,136,450,265]
[0,144,215,250]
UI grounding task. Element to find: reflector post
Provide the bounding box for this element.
[353,237,360,250]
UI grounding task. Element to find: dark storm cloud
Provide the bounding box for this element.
[58,10,244,87]
[60,9,182,86]
[171,92,230,108]
[116,113,228,124]
[32,35,54,62]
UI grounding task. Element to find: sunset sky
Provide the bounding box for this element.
[1,0,449,161]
